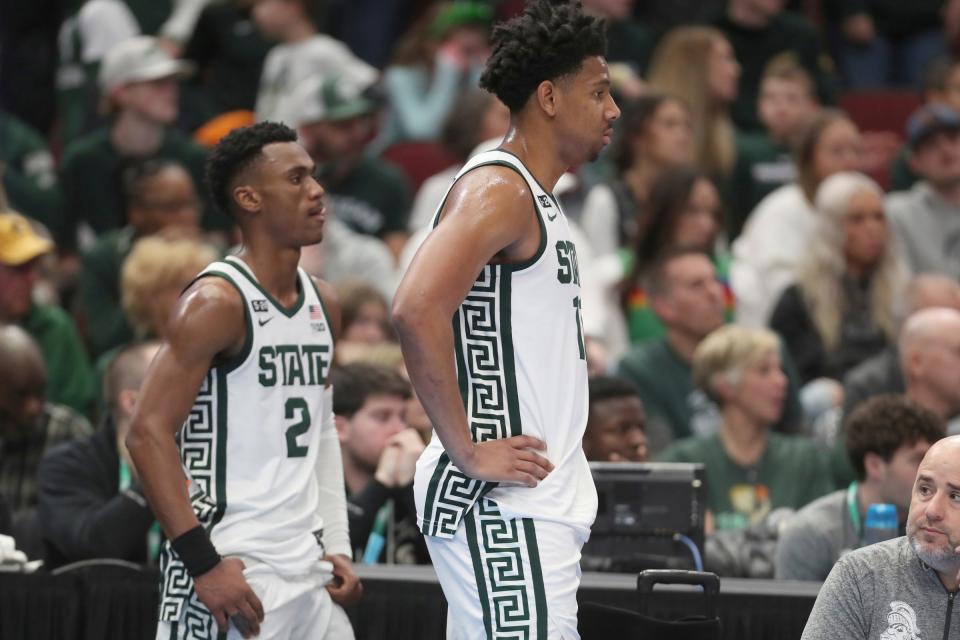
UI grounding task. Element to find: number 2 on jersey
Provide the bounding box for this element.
[285,397,310,457]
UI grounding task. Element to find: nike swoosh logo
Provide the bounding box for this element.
[258,317,273,327]
[547,210,557,221]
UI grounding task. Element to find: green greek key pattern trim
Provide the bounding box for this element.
[421,265,519,537]
[465,499,545,639]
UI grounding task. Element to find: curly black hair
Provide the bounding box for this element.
[845,394,945,482]
[479,0,606,112]
[205,121,298,218]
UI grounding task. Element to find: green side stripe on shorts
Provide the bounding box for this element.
[421,453,450,536]
[523,518,548,638]
[168,621,177,640]
[464,508,494,639]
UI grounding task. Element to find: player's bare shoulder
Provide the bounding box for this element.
[167,275,247,359]
[441,164,533,226]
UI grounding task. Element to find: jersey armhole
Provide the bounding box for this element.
[435,160,548,273]
[192,270,254,374]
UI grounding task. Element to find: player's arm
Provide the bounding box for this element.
[391,168,554,486]
[126,278,263,637]
[312,278,362,606]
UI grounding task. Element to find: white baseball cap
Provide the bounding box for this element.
[98,36,195,93]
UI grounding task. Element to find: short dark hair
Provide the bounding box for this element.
[588,375,641,408]
[643,247,711,299]
[479,0,606,112]
[205,121,298,218]
[845,394,945,481]
[331,363,411,418]
[120,158,185,208]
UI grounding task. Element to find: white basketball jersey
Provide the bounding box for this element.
[160,255,335,624]
[414,149,597,539]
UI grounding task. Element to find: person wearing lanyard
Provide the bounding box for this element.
[37,341,162,567]
[775,394,943,581]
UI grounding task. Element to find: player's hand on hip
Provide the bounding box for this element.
[325,553,363,606]
[193,557,264,638]
[461,435,554,486]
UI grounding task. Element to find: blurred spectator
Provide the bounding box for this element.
[339,281,392,345]
[707,0,838,132]
[119,234,219,347]
[298,217,398,301]
[0,0,59,135]
[380,2,492,147]
[581,94,694,259]
[776,394,943,581]
[252,0,377,125]
[732,109,863,327]
[616,249,803,453]
[78,159,202,358]
[887,104,960,278]
[579,0,652,95]
[770,172,907,386]
[900,307,960,434]
[889,56,960,191]
[621,167,730,345]
[0,212,95,414]
[824,0,948,89]
[0,493,10,537]
[658,324,831,532]
[407,89,510,231]
[332,363,428,565]
[842,274,960,418]
[0,109,64,238]
[647,26,740,179]
[55,0,140,147]
[59,36,226,250]
[0,325,92,559]
[584,375,648,463]
[728,54,819,240]
[290,74,412,261]
[801,436,960,640]
[179,0,273,131]
[38,341,161,568]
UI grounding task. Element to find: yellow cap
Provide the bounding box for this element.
[0,212,54,266]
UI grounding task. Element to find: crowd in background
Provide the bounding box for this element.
[3,0,960,581]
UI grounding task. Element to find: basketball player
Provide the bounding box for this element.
[391,1,620,637]
[127,122,361,639]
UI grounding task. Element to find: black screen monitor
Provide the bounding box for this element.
[581,461,706,573]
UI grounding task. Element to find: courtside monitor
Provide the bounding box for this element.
[581,462,706,573]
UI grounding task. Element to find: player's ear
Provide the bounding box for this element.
[234,185,262,215]
[536,80,559,118]
[334,414,350,442]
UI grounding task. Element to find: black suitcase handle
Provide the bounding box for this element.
[637,570,720,618]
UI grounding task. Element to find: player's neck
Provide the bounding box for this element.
[234,245,302,304]
[500,128,567,191]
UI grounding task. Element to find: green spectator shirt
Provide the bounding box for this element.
[21,304,95,416]
[0,111,64,238]
[658,432,833,531]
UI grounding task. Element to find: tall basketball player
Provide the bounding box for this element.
[127,122,361,639]
[392,1,620,638]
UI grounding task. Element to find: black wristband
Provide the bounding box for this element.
[171,525,221,577]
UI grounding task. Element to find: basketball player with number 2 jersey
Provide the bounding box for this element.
[128,122,361,640]
[393,2,620,638]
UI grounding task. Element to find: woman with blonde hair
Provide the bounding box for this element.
[659,324,831,531]
[770,172,908,385]
[731,109,863,327]
[646,26,740,179]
